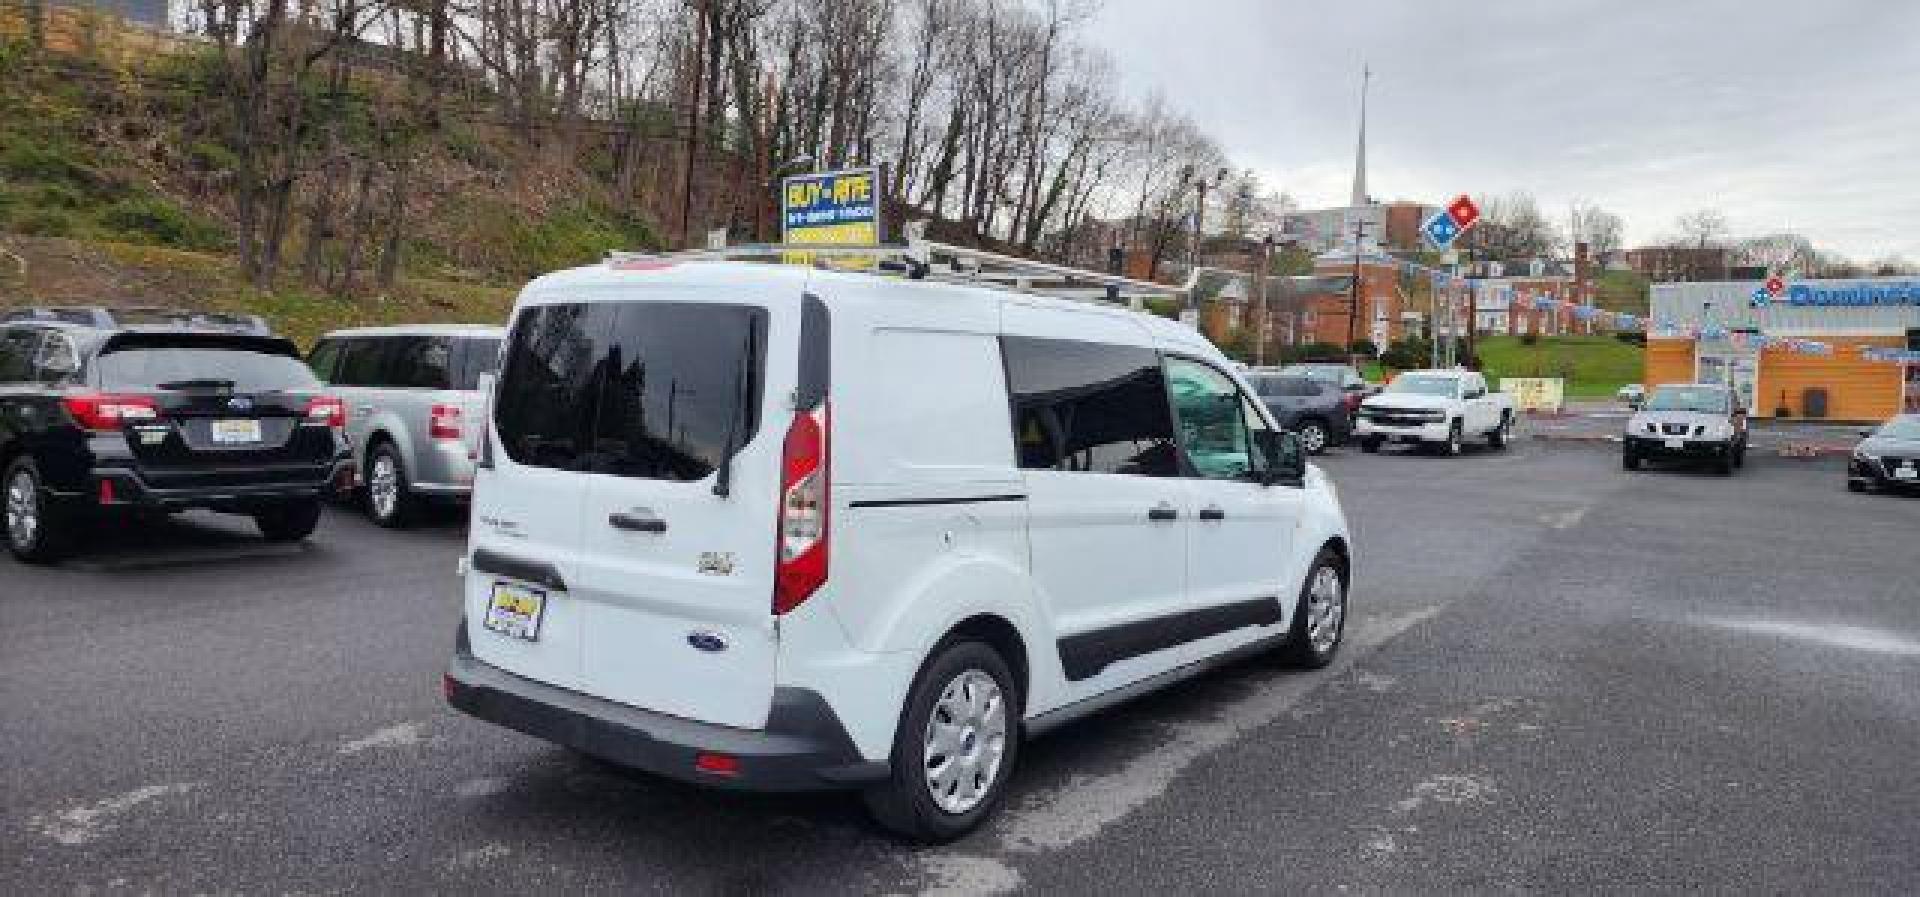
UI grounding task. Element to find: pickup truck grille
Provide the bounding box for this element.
[1363,407,1438,427]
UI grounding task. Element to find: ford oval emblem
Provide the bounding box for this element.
[687,631,728,653]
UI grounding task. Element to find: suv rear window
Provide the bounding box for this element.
[96,339,319,392]
[494,302,765,480]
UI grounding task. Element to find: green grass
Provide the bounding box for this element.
[1476,335,1643,398]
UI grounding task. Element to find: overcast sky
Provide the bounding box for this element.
[1086,0,1920,263]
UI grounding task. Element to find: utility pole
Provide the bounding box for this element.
[678,0,709,249]
[1182,166,1228,316]
[1346,218,1373,366]
[1254,234,1275,367]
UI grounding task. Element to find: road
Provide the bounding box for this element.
[5,441,1917,893]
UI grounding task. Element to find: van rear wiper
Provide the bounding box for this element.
[155,378,237,391]
[712,315,760,498]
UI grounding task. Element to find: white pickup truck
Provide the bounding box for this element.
[1354,369,1515,455]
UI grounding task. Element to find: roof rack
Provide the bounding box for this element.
[1,306,273,335]
[605,226,1191,308]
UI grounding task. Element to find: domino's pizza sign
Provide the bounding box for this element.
[1421,195,1481,249]
[1750,276,1920,309]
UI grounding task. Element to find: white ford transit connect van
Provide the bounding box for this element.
[445,253,1354,842]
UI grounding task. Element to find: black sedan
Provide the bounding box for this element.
[1848,414,1920,494]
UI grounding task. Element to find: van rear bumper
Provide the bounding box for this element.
[446,626,887,792]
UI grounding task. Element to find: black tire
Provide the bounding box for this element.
[863,640,1020,844]
[1443,421,1464,457]
[1275,547,1348,669]
[1358,437,1383,454]
[1622,450,1641,471]
[364,442,415,529]
[1295,418,1331,455]
[1846,479,1867,493]
[254,499,323,542]
[1733,440,1747,469]
[1487,412,1511,450]
[1713,445,1735,476]
[3,457,72,564]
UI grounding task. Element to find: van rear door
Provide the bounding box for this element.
[567,293,785,730]
[467,287,790,730]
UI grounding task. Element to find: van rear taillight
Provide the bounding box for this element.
[62,394,159,431]
[429,404,463,440]
[774,403,828,615]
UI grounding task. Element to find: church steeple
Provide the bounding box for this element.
[1351,64,1370,208]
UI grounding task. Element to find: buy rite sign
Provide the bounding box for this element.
[782,167,881,245]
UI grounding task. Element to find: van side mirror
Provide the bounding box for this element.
[1255,430,1306,486]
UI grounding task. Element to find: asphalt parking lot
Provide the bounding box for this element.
[4,440,1917,893]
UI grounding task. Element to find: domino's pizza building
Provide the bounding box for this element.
[1645,276,1920,422]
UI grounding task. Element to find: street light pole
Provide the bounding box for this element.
[1255,233,1274,367]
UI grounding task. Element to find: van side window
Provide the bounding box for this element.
[306,339,341,382]
[32,332,79,382]
[0,328,42,383]
[1165,357,1257,481]
[389,336,453,389]
[333,337,393,387]
[1001,335,1178,478]
[450,338,501,390]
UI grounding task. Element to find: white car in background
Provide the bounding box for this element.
[1616,383,1646,409]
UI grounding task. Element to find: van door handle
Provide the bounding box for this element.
[354,404,374,414]
[1199,506,1226,521]
[1147,505,1179,522]
[608,511,667,533]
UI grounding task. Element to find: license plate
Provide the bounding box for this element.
[1897,466,1917,480]
[484,582,547,641]
[1664,438,1685,449]
[211,418,263,444]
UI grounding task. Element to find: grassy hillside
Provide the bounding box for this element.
[0,234,516,346]
[1478,335,1643,398]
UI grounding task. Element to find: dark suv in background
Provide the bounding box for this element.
[1246,371,1352,454]
[0,307,353,562]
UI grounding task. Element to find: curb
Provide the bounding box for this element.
[1777,444,1851,459]
[1529,433,1619,444]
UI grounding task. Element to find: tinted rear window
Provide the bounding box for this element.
[1002,335,1178,477]
[96,348,320,392]
[494,302,765,480]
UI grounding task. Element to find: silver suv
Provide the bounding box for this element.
[307,326,503,526]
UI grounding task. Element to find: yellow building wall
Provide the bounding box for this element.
[1644,338,1695,387]
[1755,336,1905,422]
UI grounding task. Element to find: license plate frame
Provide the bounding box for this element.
[1664,438,1685,450]
[484,582,548,641]
[1896,466,1917,480]
[210,418,263,445]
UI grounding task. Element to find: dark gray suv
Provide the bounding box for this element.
[1246,372,1351,454]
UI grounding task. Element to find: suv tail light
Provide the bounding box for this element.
[429,403,463,440]
[304,396,346,430]
[774,403,829,615]
[63,394,159,431]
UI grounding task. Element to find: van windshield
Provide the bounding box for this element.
[494,301,765,480]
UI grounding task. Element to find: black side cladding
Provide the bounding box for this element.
[1056,596,1284,681]
[797,294,830,412]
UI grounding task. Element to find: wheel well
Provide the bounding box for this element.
[363,431,394,466]
[943,614,1030,711]
[1321,536,1351,580]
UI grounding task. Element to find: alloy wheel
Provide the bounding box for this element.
[1299,423,1328,454]
[369,454,399,520]
[922,669,1008,815]
[1305,565,1345,653]
[5,469,37,549]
